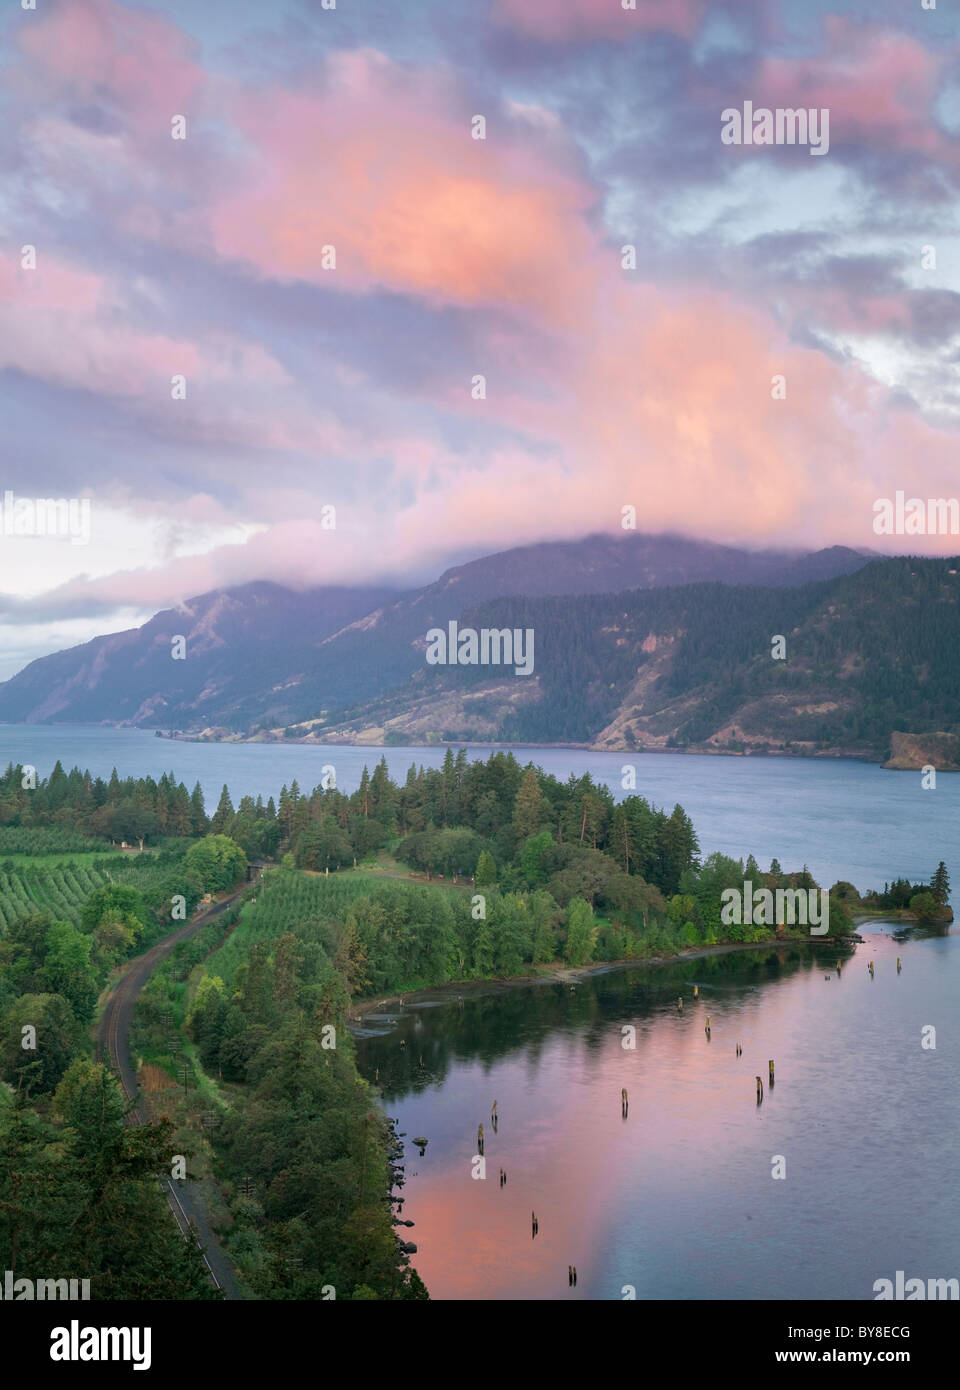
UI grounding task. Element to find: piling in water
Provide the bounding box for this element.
[769,1059,775,1087]
[756,1076,763,1104]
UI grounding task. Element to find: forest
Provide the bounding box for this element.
[347,556,960,752]
[0,832,244,1297]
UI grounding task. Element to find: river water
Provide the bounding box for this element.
[0,725,955,895]
[356,924,959,1300]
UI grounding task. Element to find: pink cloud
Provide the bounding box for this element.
[0,251,303,437]
[3,0,960,634]
[209,50,600,324]
[492,0,704,41]
[754,20,951,155]
[15,0,203,129]
[0,250,201,395]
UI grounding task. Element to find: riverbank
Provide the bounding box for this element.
[348,929,866,1026]
[159,725,897,767]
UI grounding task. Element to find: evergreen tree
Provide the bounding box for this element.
[931,861,950,905]
[210,784,235,835]
[512,767,547,843]
[189,781,208,834]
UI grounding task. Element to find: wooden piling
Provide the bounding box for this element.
[768,1059,774,1087]
[756,1075,763,1103]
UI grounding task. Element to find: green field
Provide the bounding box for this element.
[0,851,124,869]
[0,826,106,856]
[206,867,378,985]
[0,861,113,932]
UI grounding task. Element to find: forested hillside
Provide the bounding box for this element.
[325,557,960,757]
[0,534,868,734]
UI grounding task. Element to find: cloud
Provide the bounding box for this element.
[15,0,204,130]
[208,49,600,325]
[492,0,705,42]
[2,0,960,682]
[753,20,951,157]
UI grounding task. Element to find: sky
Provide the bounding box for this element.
[0,0,959,677]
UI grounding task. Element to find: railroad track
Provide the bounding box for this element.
[95,886,256,1300]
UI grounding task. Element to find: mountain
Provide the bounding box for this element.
[313,557,960,761]
[418,534,869,599]
[0,533,871,732]
[0,583,396,728]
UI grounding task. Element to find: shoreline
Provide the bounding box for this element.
[159,729,892,766]
[348,930,870,1025]
[6,722,947,771]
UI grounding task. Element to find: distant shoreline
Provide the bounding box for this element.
[150,728,916,769]
[2,722,947,771]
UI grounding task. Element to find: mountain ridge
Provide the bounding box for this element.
[0,532,873,734]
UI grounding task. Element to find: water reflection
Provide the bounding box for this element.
[356,929,958,1301]
[357,944,858,1100]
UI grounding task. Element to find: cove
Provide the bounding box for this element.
[355,922,959,1300]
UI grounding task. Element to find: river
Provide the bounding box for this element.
[0,725,955,895]
[355,924,959,1300]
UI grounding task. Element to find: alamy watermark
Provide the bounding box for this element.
[874,1271,958,1300]
[50,1321,151,1371]
[720,883,829,935]
[0,492,91,544]
[1,1270,91,1300]
[425,621,535,676]
[873,492,959,536]
[721,102,830,156]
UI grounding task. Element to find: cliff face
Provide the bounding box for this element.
[885,731,960,771]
